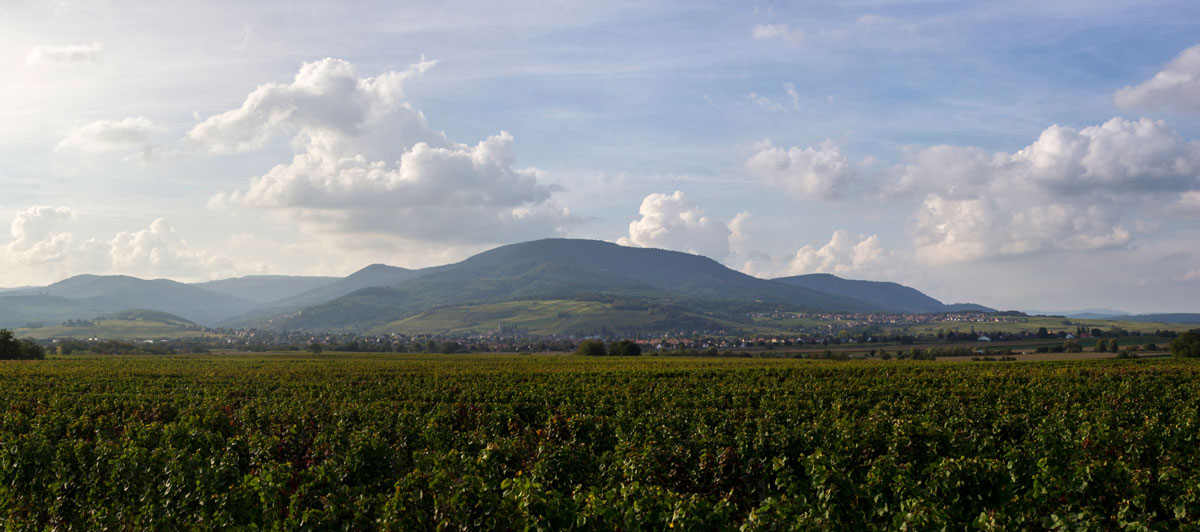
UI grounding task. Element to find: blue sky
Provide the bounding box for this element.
[2,0,1199,312]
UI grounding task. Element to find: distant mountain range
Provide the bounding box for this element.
[774,274,995,314]
[0,238,1051,334]
[1024,308,1132,319]
[1023,308,1200,324]
[0,275,255,327]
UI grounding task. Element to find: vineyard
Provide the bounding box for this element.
[2,354,1200,529]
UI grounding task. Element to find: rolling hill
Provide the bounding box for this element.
[217,264,425,327]
[0,275,256,327]
[192,275,338,304]
[773,273,996,314]
[266,239,880,332]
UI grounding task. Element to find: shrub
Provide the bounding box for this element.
[0,329,44,360]
[1170,331,1200,358]
[575,339,607,356]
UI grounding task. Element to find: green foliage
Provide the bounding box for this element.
[575,339,606,356]
[0,329,45,360]
[608,340,642,357]
[5,354,1200,528]
[1171,331,1200,358]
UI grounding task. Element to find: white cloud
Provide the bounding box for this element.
[213,131,572,243]
[0,207,259,284]
[745,140,852,199]
[204,58,574,247]
[785,230,894,278]
[784,82,801,110]
[734,230,902,281]
[56,117,166,153]
[3,205,75,265]
[1177,268,1200,281]
[1114,44,1200,112]
[753,15,925,51]
[187,56,438,154]
[752,24,804,44]
[25,42,103,65]
[745,82,802,112]
[81,218,251,280]
[745,92,783,112]
[618,191,734,259]
[900,117,1199,263]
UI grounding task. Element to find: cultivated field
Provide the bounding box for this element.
[13,318,219,341]
[2,354,1200,528]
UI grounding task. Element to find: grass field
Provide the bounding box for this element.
[3,353,1200,528]
[12,318,219,340]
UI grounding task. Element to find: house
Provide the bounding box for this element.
[977,335,991,342]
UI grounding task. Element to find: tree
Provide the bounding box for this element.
[609,340,642,357]
[1095,339,1108,353]
[1063,339,1082,353]
[1036,327,1049,339]
[0,329,45,360]
[1170,331,1200,358]
[306,342,323,354]
[575,339,606,356]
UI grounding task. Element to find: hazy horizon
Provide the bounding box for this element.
[3,1,1200,314]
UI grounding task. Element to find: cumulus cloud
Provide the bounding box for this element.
[3,205,75,265]
[82,218,248,279]
[212,131,571,243]
[203,58,574,247]
[900,117,1199,263]
[745,140,852,199]
[187,57,437,154]
[1114,44,1200,112]
[618,191,734,259]
[785,231,894,278]
[733,229,902,281]
[0,207,258,284]
[752,24,804,44]
[56,117,166,152]
[25,43,103,65]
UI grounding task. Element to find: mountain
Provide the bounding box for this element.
[943,303,997,312]
[98,309,196,325]
[0,275,255,327]
[265,239,879,332]
[15,308,215,340]
[193,275,339,304]
[0,295,108,329]
[218,264,424,327]
[772,273,995,314]
[1119,313,1200,325]
[1024,308,1132,319]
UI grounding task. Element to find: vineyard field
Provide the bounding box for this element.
[2,353,1200,529]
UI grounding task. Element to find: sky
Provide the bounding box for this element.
[2,0,1199,313]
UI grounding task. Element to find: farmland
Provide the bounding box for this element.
[3,353,1200,528]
